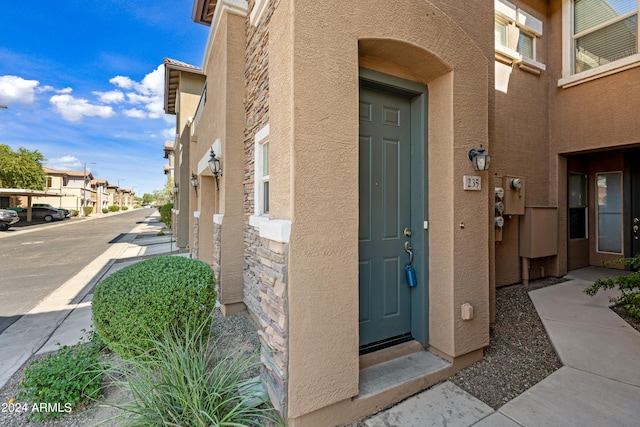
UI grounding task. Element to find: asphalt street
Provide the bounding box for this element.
[0,209,154,333]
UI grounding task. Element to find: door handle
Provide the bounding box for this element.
[404,241,413,265]
[634,218,639,240]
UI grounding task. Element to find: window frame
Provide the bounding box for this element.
[560,0,640,87]
[261,140,270,214]
[253,124,270,217]
[595,171,624,254]
[494,0,546,73]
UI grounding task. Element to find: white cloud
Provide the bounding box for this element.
[162,127,177,139]
[0,75,39,104]
[50,94,115,122]
[124,108,146,118]
[109,65,166,119]
[57,87,73,94]
[46,155,82,170]
[93,90,125,104]
[126,92,154,105]
[109,75,136,90]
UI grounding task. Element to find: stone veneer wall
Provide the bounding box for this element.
[242,0,288,416]
[192,215,199,260]
[212,221,222,294]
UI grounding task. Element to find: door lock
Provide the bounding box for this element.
[403,227,412,237]
[404,241,413,265]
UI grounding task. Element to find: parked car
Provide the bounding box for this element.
[17,207,65,222]
[32,203,71,218]
[0,209,20,230]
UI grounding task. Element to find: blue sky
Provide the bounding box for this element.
[0,0,209,196]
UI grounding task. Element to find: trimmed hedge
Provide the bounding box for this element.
[159,203,173,228]
[109,205,120,212]
[92,256,216,359]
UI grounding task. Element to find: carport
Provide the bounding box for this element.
[0,189,75,222]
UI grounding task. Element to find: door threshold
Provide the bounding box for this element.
[357,349,451,400]
[359,340,424,370]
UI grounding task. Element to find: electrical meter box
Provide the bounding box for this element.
[503,176,525,215]
[520,207,558,258]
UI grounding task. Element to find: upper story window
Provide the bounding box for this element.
[560,0,640,87]
[494,0,545,73]
[573,0,638,73]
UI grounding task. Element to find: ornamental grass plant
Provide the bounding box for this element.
[106,311,283,427]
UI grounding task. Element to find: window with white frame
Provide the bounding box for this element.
[569,173,588,239]
[573,0,638,74]
[254,124,270,216]
[261,141,270,214]
[494,0,545,72]
[596,172,623,253]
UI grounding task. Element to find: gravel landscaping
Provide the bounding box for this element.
[1,277,639,426]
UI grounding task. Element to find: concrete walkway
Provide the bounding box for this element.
[3,232,640,427]
[365,266,640,427]
[0,213,178,388]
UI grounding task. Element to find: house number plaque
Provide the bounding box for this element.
[463,175,481,191]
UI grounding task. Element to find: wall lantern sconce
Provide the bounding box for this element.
[173,183,179,194]
[468,145,491,171]
[207,149,223,191]
[190,172,199,197]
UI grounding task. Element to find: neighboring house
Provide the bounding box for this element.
[91,178,110,212]
[163,57,206,252]
[32,167,95,213]
[107,185,135,209]
[163,141,175,178]
[165,0,640,425]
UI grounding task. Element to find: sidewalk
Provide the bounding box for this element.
[364,266,640,427]
[3,241,640,426]
[0,213,179,389]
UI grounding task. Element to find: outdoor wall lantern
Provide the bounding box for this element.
[207,148,223,191]
[173,183,179,194]
[468,145,491,171]
[190,172,199,197]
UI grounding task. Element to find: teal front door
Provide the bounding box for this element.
[359,86,413,349]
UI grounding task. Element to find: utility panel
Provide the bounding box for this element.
[520,207,558,258]
[503,176,525,215]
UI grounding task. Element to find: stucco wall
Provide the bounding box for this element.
[175,73,205,251]
[243,0,290,414]
[268,0,492,419]
[493,0,552,286]
[547,0,640,273]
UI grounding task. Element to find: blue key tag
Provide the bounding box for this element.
[405,263,417,287]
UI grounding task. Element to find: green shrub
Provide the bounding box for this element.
[108,313,283,427]
[17,331,107,421]
[108,205,120,212]
[585,255,640,320]
[122,205,129,211]
[159,203,173,228]
[102,208,109,214]
[71,209,79,217]
[83,206,93,217]
[92,256,216,359]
